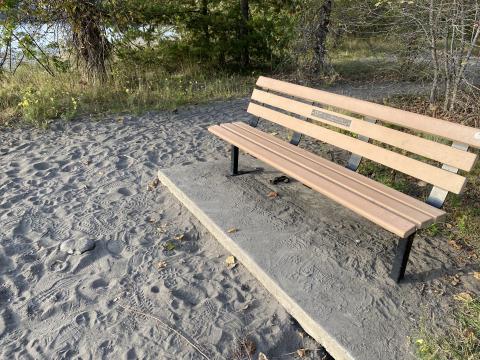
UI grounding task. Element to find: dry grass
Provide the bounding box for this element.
[415,298,480,360]
[0,63,255,128]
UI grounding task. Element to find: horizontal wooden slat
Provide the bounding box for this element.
[209,124,417,238]
[223,123,437,228]
[234,121,446,222]
[256,76,480,149]
[247,104,467,194]
[251,90,477,172]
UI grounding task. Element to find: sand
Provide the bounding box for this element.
[1,81,478,359]
[0,99,326,359]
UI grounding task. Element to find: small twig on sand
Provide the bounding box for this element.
[116,302,211,360]
[275,348,328,358]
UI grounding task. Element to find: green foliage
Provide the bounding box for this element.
[358,160,412,193]
[109,0,297,70]
[415,298,480,360]
[18,87,78,126]
[163,241,176,251]
[425,224,440,237]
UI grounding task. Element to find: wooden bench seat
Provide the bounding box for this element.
[208,77,480,283]
[210,122,446,238]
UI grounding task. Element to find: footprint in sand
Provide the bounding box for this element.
[90,278,109,291]
[117,187,132,196]
[33,162,50,171]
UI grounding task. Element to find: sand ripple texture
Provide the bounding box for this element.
[0,100,320,359]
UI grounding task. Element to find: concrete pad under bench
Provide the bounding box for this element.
[157,157,452,360]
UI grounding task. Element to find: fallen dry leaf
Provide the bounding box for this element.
[147,178,160,191]
[270,132,278,136]
[448,239,462,251]
[242,338,256,356]
[473,272,480,280]
[156,261,167,270]
[464,328,476,339]
[174,234,185,241]
[448,274,461,286]
[258,352,269,360]
[156,224,169,233]
[297,348,306,358]
[466,251,479,260]
[226,255,237,269]
[267,191,279,198]
[453,292,473,303]
[227,227,238,234]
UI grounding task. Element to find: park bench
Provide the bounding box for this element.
[208,77,480,282]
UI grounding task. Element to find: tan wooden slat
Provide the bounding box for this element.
[209,125,417,238]
[256,76,480,149]
[234,121,446,222]
[247,104,467,194]
[223,123,436,228]
[250,91,477,172]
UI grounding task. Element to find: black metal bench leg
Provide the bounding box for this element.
[390,233,416,283]
[231,145,239,176]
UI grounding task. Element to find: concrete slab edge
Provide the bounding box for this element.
[157,169,355,360]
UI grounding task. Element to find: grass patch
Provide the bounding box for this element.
[0,64,255,128]
[330,37,430,82]
[331,37,392,59]
[415,297,480,360]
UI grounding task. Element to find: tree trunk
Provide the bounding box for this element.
[450,24,480,111]
[443,25,452,111]
[429,0,440,104]
[240,0,250,68]
[313,0,333,74]
[69,0,111,84]
[201,0,210,52]
[0,37,10,69]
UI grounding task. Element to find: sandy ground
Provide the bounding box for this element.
[1,81,478,359]
[0,99,329,359]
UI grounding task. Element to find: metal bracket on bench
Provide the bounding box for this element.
[426,142,469,209]
[249,117,260,128]
[289,132,302,146]
[249,88,270,128]
[288,98,319,147]
[346,117,377,171]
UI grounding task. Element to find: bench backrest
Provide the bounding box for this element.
[248,77,480,195]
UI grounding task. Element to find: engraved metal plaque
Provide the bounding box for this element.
[311,109,352,127]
